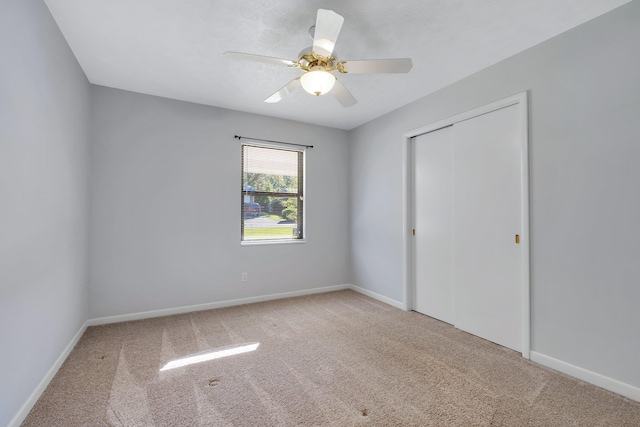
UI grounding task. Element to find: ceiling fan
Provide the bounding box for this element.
[224,9,413,107]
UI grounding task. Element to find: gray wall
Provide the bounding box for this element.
[350,1,640,388]
[89,87,351,318]
[0,1,91,425]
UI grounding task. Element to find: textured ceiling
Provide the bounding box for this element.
[44,0,628,130]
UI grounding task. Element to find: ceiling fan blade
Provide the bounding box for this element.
[264,78,301,103]
[331,79,357,107]
[338,58,413,74]
[313,9,344,58]
[224,51,295,67]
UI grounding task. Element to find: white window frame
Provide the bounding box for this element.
[240,141,306,245]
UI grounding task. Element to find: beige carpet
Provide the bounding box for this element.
[24,290,640,426]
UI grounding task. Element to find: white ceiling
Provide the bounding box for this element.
[44,0,628,130]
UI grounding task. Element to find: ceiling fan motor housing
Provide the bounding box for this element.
[297,47,336,72]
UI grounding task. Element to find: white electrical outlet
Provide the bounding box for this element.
[241,272,248,282]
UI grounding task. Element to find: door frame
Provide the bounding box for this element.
[402,91,530,359]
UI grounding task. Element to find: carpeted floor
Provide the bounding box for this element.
[24,290,640,426]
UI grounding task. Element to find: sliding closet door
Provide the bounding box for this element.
[413,102,524,353]
[413,126,455,324]
[453,104,522,352]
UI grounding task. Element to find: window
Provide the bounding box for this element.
[241,144,304,242]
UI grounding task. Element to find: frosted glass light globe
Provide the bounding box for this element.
[300,68,336,96]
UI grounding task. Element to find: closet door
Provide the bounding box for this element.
[453,104,522,351]
[413,126,455,324]
[413,103,524,353]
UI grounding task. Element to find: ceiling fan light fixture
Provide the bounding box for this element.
[226,9,412,107]
[300,68,336,96]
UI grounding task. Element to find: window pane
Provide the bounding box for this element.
[243,196,300,241]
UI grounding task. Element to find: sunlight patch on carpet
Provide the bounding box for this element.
[160,343,260,371]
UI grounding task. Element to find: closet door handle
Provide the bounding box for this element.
[515,234,520,244]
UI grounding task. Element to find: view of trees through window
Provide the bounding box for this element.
[242,145,303,241]
[245,174,298,220]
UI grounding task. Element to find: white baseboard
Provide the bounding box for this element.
[8,320,89,427]
[88,284,351,326]
[87,284,408,326]
[348,284,407,310]
[530,351,640,403]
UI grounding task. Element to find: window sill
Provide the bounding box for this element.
[241,239,306,246]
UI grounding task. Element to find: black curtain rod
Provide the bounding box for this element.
[234,135,313,149]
